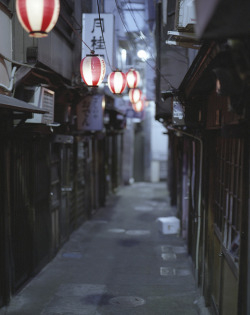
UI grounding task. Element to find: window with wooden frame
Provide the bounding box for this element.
[214,136,244,264]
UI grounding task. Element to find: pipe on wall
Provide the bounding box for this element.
[167,126,203,284]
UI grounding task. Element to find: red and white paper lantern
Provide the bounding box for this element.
[126,68,140,89]
[80,54,106,87]
[16,0,60,38]
[108,70,127,94]
[129,88,142,104]
[132,99,144,112]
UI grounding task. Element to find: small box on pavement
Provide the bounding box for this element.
[156,216,180,235]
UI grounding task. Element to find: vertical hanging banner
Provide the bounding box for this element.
[82,14,114,82]
[76,95,104,131]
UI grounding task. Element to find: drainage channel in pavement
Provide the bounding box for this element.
[107,228,151,236]
[160,266,192,276]
[108,228,126,233]
[133,205,154,212]
[125,230,151,236]
[109,296,146,307]
[161,245,187,254]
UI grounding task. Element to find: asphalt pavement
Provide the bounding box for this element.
[0,182,210,315]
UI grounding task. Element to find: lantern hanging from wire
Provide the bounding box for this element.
[108,70,127,94]
[80,52,106,87]
[129,88,142,104]
[126,68,140,89]
[132,99,144,112]
[16,0,60,38]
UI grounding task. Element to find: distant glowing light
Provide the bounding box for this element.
[132,99,144,112]
[102,96,106,110]
[121,49,127,65]
[129,88,142,104]
[137,50,149,60]
[108,70,127,94]
[126,68,140,89]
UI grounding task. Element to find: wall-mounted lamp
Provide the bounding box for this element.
[213,67,246,115]
[213,68,242,96]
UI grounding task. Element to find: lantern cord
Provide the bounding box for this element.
[114,0,174,89]
[61,13,92,52]
[96,0,113,70]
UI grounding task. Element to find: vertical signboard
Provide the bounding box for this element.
[82,14,114,80]
[76,95,104,131]
[172,97,185,125]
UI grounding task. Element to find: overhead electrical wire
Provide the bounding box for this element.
[38,1,173,90]
[61,0,173,89]
[61,1,114,71]
[125,0,157,62]
[114,0,174,89]
[61,12,92,52]
[127,0,146,22]
[126,0,149,46]
[96,0,113,70]
[114,0,134,47]
[125,0,174,89]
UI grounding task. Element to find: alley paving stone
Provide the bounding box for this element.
[0,182,210,315]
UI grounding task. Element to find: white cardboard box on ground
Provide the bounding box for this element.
[156,216,180,234]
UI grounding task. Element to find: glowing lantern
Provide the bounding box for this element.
[108,70,127,94]
[16,0,60,38]
[132,99,144,112]
[129,88,142,104]
[80,53,106,87]
[126,68,140,88]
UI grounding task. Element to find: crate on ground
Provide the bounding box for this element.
[156,216,180,234]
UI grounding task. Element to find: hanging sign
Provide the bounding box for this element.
[172,97,185,125]
[76,95,104,131]
[82,14,114,81]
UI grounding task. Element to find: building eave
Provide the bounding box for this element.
[0,93,47,114]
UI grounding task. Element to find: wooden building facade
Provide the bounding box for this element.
[0,0,125,307]
[155,1,250,314]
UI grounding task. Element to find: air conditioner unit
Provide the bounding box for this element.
[177,0,196,29]
[24,86,55,124]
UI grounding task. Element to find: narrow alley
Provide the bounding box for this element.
[0,182,208,315]
[0,1,249,314]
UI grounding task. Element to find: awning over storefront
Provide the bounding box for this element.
[195,0,250,39]
[0,94,47,114]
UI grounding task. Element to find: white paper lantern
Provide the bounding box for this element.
[16,0,60,38]
[80,54,106,87]
[129,88,142,104]
[132,99,144,112]
[126,68,140,88]
[108,70,127,94]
